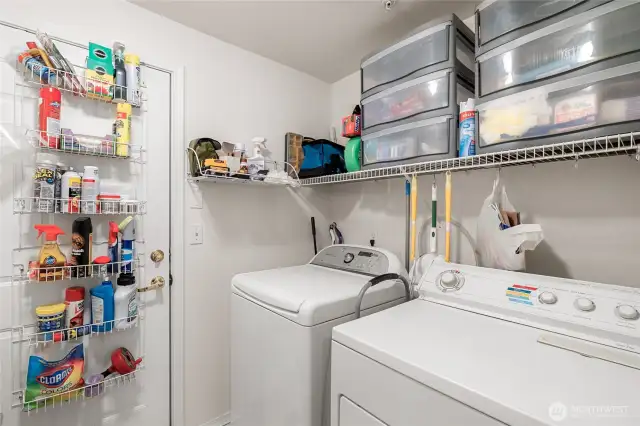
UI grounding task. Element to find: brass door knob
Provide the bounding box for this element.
[150,249,165,263]
[138,276,165,292]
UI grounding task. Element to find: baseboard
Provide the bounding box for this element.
[199,412,230,426]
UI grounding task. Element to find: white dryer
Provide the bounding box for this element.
[331,256,640,426]
[231,245,409,426]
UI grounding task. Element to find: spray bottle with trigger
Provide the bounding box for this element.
[119,216,135,273]
[247,137,267,176]
[34,224,66,281]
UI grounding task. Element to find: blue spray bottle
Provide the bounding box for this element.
[119,216,135,273]
[91,272,115,332]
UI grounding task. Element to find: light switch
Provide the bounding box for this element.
[191,224,203,245]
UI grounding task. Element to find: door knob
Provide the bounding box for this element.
[138,276,165,292]
[150,249,165,263]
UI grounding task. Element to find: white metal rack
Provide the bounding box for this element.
[13,197,147,215]
[13,365,143,412]
[17,258,142,283]
[300,132,640,186]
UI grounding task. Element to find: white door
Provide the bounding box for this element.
[0,24,171,425]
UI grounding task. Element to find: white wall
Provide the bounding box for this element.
[329,72,361,146]
[0,1,333,425]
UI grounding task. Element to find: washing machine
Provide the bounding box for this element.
[231,245,408,426]
[331,255,640,426]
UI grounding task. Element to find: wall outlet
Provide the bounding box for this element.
[191,224,203,245]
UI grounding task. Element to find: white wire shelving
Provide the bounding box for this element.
[300,132,640,186]
[13,316,140,347]
[17,258,141,283]
[13,197,146,215]
[26,129,145,162]
[13,365,143,412]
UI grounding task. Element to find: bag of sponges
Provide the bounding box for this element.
[477,174,543,271]
[24,343,85,411]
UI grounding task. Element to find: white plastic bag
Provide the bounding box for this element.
[477,174,543,271]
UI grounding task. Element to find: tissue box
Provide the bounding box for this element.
[342,114,361,137]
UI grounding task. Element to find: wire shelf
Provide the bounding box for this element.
[26,129,145,162]
[13,365,143,412]
[300,132,640,186]
[18,258,141,283]
[18,57,144,107]
[13,197,146,215]
[186,147,301,187]
[14,316,139,347]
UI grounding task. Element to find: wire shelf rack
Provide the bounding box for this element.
[18,55,144,107]
[26,129,145,162]
[186,147,301,187]
[13,197,146,215]
[13,365,143,412]
[300,132,640,186]
[13,316,139,347]
[17,258,141,283]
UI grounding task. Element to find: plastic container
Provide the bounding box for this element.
[458,98,476,157]
[361,14,474,97]
[115,273,138,330]
[477,60,640,153]
[125,53,141,105]
[477,1,640,98]
[362,69,473,130]
[65,287,85,328]
[61,167,81,213]
[81,166,100,214]
[115,103,132,157]
[475,0,609,54]
[361,115,454,169]
[91,277,115,333]
[36,303,66,340]
[112,42,127,103]
[33,154,58,213]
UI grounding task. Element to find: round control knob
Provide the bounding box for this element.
[343,253,355,264]
[440,272,459,289]
[538,291,558,305]
[616,305,639,320]
[575,297,596,312]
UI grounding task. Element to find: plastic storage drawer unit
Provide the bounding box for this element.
[361,115,456,169]
[476,61,640,153]
[475,0,611,55]
[362,68,473,130]
[361,14,474,97]
[477,1,640,98]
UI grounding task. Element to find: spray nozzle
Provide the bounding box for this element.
[251,137,268,157]
[34,224,65,241]
[109,221,119,244]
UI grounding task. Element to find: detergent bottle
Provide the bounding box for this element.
[34,224,66,281]
[91,273,115,333]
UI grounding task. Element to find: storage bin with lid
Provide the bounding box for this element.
[361,115,455,169]
[477,1,640,98]
[475,0,610,55]
[476,60,640,153]
[362,68,473,130]
[361,14,474,97]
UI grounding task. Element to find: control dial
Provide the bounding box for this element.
[538,291,558,305]
[616,305,639,320]
[575,297,596,312]
[436,270,464,292]
[343,253,355,264]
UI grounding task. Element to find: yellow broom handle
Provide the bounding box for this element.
[410,175,417,263]
[445,172,452,262]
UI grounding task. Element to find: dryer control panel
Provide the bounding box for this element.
[311,245,401,277]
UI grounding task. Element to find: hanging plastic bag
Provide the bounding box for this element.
[477,173,543,271]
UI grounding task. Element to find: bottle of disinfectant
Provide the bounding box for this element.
[34,224,66,281]
[115,273,138,330]
[458,98,476,157]
[91,274,115,332]
[247,137,267,176]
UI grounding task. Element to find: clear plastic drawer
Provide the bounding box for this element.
[478,61,640,149]
[362,116,453,168]
[478,2,640,96]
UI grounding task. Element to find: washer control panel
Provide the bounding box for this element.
[311,245,391,276]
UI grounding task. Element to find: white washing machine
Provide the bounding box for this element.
[332,256,640,426]
[231,245,408,426]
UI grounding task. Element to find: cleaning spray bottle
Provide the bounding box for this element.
[91,271,115,332]
[247,137,267,176]
[107,221,119,273]
[119,216,135,273]
[34,225,66,281]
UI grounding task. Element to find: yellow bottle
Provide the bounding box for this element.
[34,224,66,282]
[115,102,132,157]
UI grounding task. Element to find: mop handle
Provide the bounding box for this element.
[430,182,437,254]
[445,172,452,262]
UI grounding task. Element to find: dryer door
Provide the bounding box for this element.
[340,396,388,426]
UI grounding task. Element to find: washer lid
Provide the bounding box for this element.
[232,264,406,326]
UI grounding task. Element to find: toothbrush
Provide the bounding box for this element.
[445,172,452,263]
[430,181,437,254]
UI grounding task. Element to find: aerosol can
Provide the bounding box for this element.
[119,216,135,273]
